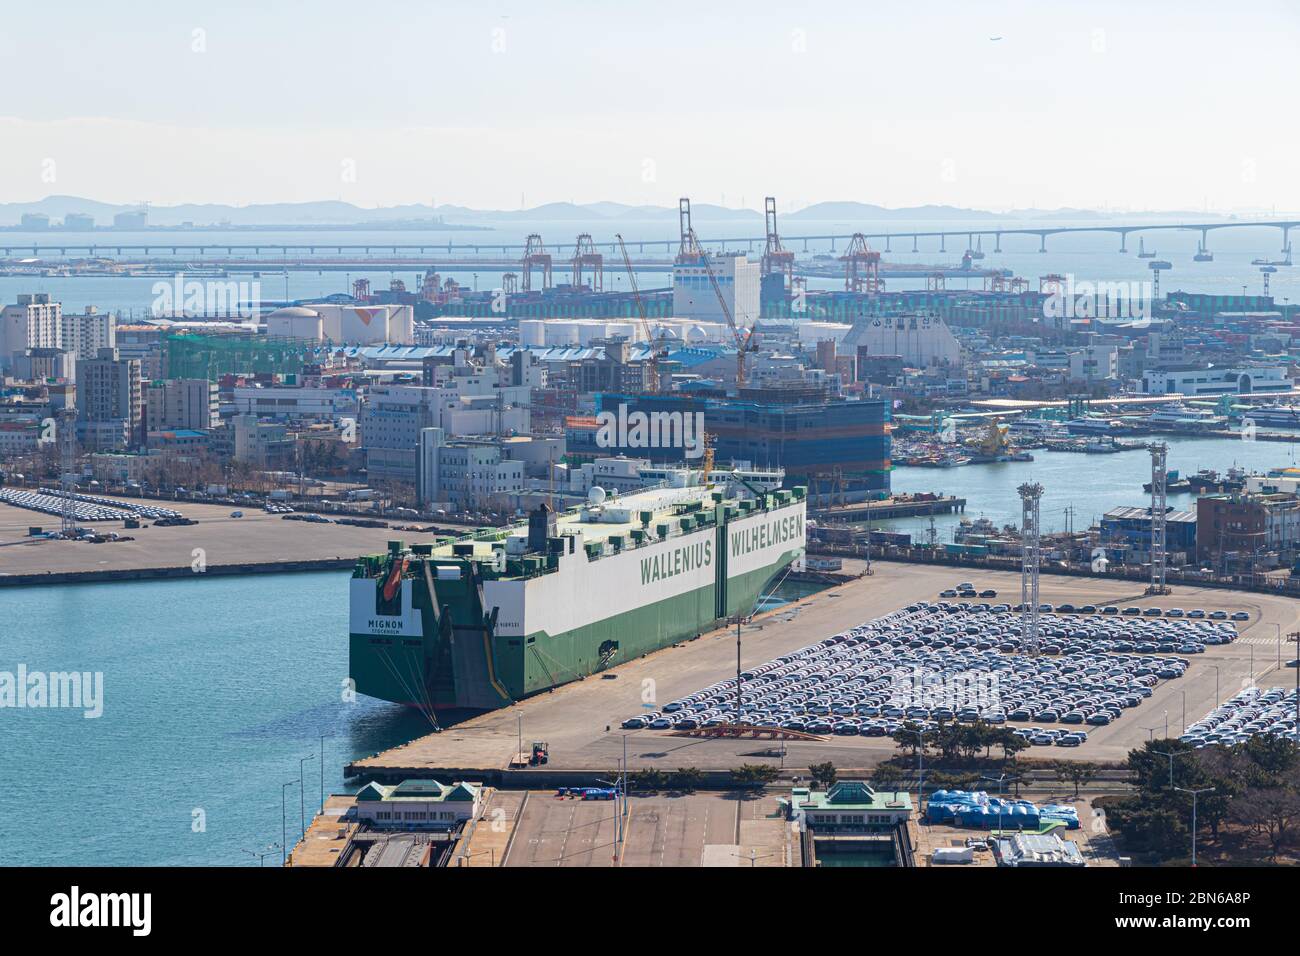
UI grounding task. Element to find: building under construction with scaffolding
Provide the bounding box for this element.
[163,330,316,381]
[572,390,891,492]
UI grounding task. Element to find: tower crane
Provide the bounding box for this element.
[676,197,758,386]
[615,232,662,392]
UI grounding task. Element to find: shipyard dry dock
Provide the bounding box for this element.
[347,560,1300,780]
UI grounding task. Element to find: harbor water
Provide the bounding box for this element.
[0,569,826,865]
[882,434,1300,543]
[0,571,432,866]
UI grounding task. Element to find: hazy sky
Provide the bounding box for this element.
[2,0,1296,212]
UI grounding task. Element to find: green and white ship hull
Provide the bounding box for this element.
[349,485,807,711]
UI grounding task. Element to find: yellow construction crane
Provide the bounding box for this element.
[615,232,662,392]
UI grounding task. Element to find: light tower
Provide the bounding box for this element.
[1261,265,1276,296]
[1018,482,1044,656]
[1148,442,1170,595]
[57,407,78,537]
[1148,259,1172,301]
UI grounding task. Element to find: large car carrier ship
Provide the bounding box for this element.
[349,482,807,711]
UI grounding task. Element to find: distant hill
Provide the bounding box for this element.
[0,195,1244,229]
[785,201,1004,222]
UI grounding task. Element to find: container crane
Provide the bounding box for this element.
[571,233,603,292]
[615,232,661,392]
[521,234,553,292]
[761,196,794,291]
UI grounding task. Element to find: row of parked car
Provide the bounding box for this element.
[939,582,998,599]
[1182,687,1300,748]
[928,600,1235,657]
[941,586,1250,624]
[3,486,189,523]
[1013,726,1090,747]
[621,602,1196,741]
[44,488,183,520]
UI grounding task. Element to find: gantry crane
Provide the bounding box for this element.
[761,196,794,291]
[571,233,603,292]
[841,233,883,293]
[521,234,553,292]
[615,232,661,392]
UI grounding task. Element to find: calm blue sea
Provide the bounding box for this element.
[0,571,431,866]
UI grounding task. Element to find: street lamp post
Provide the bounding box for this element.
[1174,786,1215,867]
[728,615,745,722]
[732,849,779,867]
[981,773,1008,835]
[299,754,316,839]
[596,766,627,862]
[1210,665,1221,706]
[904,727,932,817]
[281,781,295,865]
[242,843,280,867]
[1152,748,1194,790]
[319,732,334,815]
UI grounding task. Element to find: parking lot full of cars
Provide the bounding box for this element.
[620,598,1241,747]
[1181,687,1299,748]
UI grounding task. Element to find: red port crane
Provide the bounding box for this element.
[571,233,603,292]
[841,233,882,293]
[761,196,794,290]
[521,234,553,292]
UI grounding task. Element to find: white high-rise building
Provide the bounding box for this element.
[60,307,117,362]
[672,253,760,328]
[1,293,63,370]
